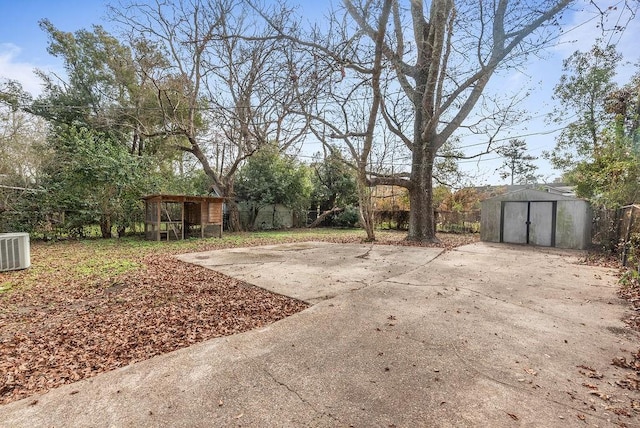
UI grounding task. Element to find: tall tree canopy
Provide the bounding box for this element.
[551,44,640,208]
[34,21,138,139]
[546,43,622,170]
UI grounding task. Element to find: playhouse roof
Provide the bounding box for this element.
[142,194,225,203]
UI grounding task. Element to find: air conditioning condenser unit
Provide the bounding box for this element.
[0,232,31,272]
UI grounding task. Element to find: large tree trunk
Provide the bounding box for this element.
[100,215,112,239]
[226,200,241,232]
[250,205,261,230]
[406,146,438,242]
[222,181,242,232]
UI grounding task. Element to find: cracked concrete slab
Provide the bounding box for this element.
[1,242,638,427]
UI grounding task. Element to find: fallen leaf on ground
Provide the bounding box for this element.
[589,391,610,401]
[577,365,604,379]
[608,407,631,417]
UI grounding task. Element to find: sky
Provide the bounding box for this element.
[468,1,640,185]
[0,0,639,186]
[0,0,110,94]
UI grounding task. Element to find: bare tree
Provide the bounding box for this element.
[346,0,578,242]
[271,0,586,242]
[257,0,395,240]
[315,0,393,241]
[110,0,310,230]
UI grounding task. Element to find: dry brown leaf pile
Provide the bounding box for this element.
[0,255,306,404]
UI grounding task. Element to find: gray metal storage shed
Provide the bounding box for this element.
[480,189,591,250]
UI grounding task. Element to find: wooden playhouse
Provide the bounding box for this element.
[143,194,224,241]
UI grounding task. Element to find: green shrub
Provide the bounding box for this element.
[334,205,359,228]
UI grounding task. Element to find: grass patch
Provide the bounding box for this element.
[73,259,140,279]
[0,281,13,293]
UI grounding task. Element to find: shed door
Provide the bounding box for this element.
[503,202,528,244]
[502,201,556,247]
[529,202,554,246]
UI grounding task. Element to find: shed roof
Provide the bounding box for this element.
[481,188,586,203]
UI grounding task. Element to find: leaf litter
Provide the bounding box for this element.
[0,254,307,404]
[0,231,478,405]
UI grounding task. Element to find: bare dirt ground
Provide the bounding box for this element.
[0,230,477,405]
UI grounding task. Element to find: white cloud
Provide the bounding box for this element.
[0,43,45,96]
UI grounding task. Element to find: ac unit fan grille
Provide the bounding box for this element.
[0,233,30,272]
